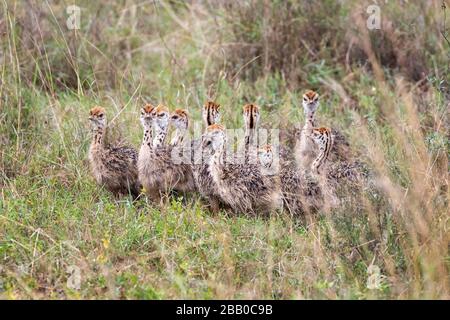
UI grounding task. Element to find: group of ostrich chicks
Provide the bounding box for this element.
[88,90,366,217]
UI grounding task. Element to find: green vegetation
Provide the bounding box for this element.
[0,0,448,299]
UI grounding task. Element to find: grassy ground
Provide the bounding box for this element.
[0,0,449,299]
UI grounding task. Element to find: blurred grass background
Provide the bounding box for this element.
[0,0,448,299]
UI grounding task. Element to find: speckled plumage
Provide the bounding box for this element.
[168,108,196,193]
[202,101,221,126]
[256,142,325,215]
[192,146,223,212]
[204,124,282,215]
[279,161,324,215]
[142,145,195,198]
[296,90,351,169]
[326,159,371,190]
[88,106,140,198]
[191,101,226,213]
[138,104,195,203]
[258,144,273,169]
[310,127,333,174]
[242,103,260,164]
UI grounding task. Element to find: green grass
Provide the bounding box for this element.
[0,0,448,299]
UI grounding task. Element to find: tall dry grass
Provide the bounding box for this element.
[210,0,445,85]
